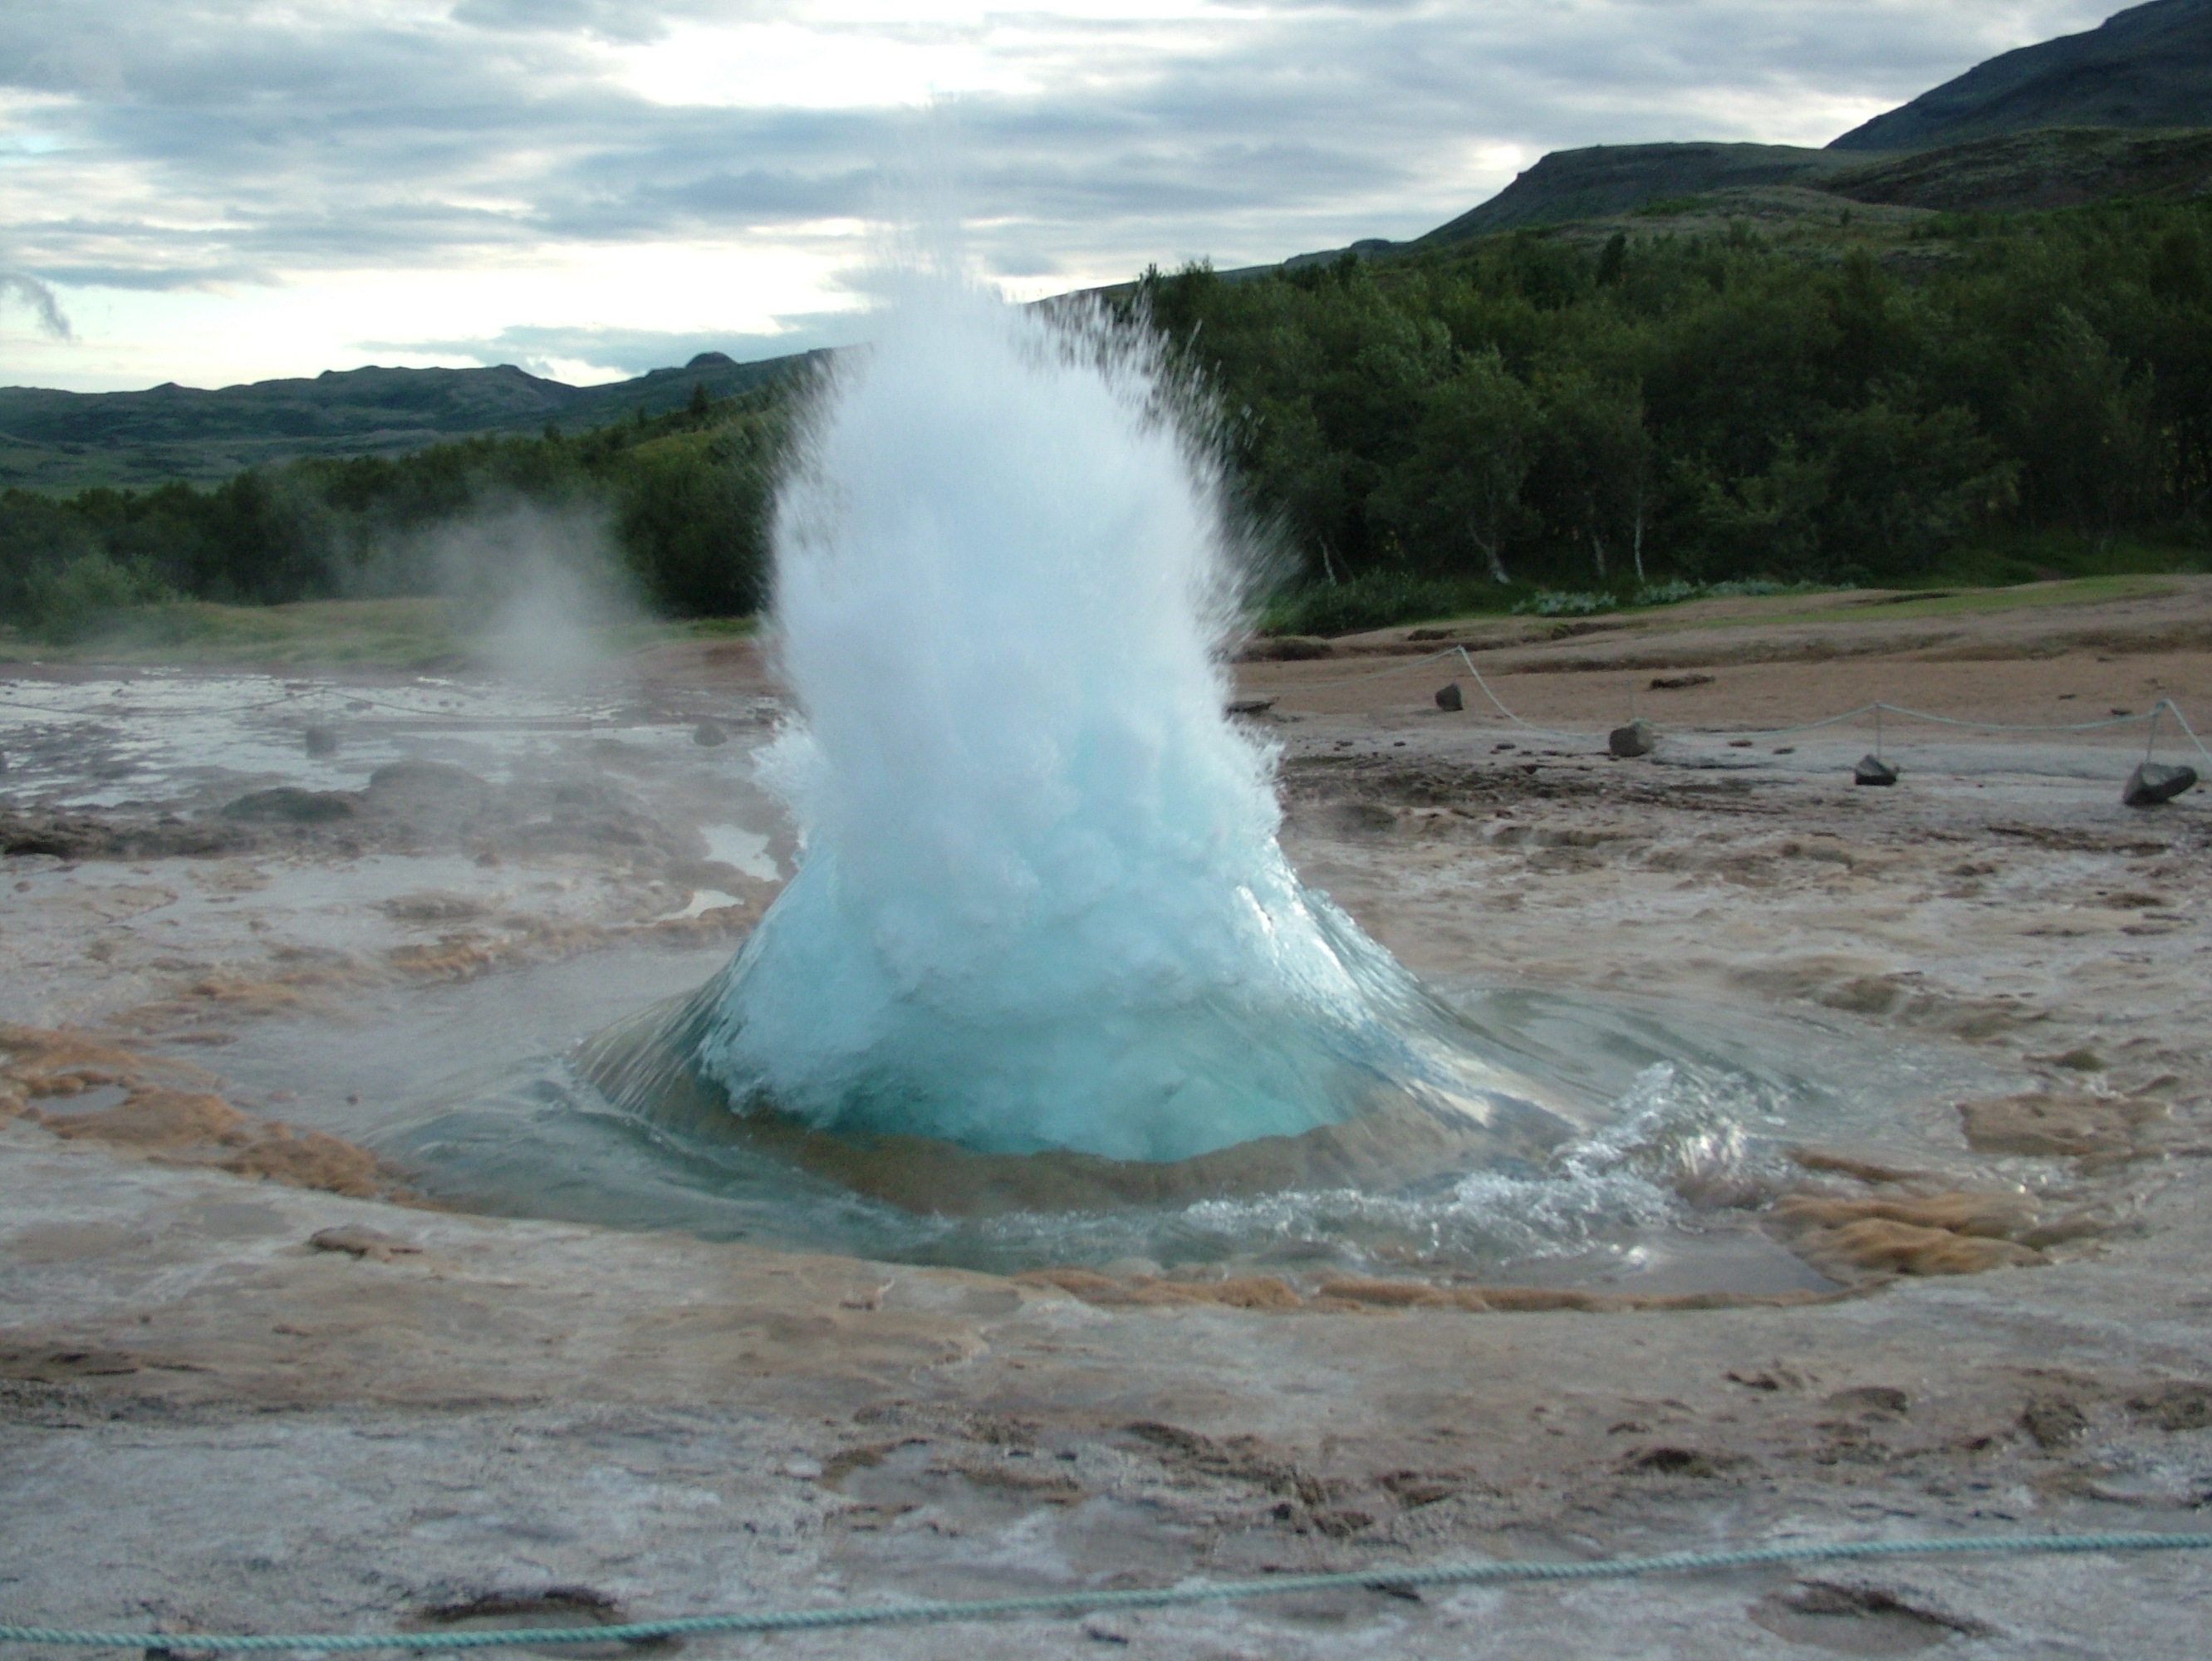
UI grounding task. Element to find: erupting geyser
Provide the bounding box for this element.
[666,272,1567,1170]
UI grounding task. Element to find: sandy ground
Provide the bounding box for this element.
[6,580,2212,1658]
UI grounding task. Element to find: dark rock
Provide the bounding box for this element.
[1434,682,1464,712]
[2129,1382,2212,1433]
[307,1225,421,1262]
[1238,635,1334,662]
[2021,1398,2088,1448]
[1648,672,1714,690]
[1608,720,1655,757]
[365,759,487,797]
[1854,754,1899,786]
[1,808,253,859]
[692,720,728,747]
[1225,697,1276,717]
[303,724,338,757]
[220,787,359,822]
[1621,1445,1733,1477]
[2122,761,2196,807]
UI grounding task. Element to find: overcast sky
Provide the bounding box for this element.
[0,2,2119,392]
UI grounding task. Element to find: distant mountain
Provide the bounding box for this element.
[1262,2,2212,260]
[1412,143,1861,240]
[1831,0,2212,152]
[0,348,817,492]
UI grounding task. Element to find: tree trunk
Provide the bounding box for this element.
[1590,530,1607,578]
[1473,526,1509,585]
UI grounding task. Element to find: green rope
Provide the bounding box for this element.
[4,1532,2206,1649]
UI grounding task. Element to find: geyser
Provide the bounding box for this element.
[674,273,1567,1168]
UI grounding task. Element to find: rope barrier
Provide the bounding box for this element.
[1255,642,2207,769]
[1253,644,1468,688]
[2,1531,2204,1649]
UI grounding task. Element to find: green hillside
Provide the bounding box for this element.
[1832,0,2212,152]
[1415,144,1862,240]
[0,348,816,492]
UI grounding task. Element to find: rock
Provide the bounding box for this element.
[366,759,486,796]
[2122,761,2196,807]
[1608,720,1655,757]
[1225,697,1276,716]
[1854,754,1899,786]
[308,1226,422,1262]
[1823,1385,1910,1418]
[1238,635,1333,661]
[2022,1397,2088,1448]
[220,786,359,822]
[1434,681,1464,712]
[1648,672,1714,690]
[303,724,338,757]
[692,719,728,747]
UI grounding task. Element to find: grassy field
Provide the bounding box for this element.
[1656,573,2189,634]
[0,597,755,671]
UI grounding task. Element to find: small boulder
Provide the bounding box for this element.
[366,759,486,796]
[303,724,338,757]
[692,719,728,747]
[1225,696,1276,716]
[1608,719,1655,757]
[2122,761,2196,807]
[1854,754,1899,786]
[1434,681,1464,712]
[1239,635,1334,662]
[221,786,358,822]
[308,1225,422,1263]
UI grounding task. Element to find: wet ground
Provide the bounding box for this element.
[6,581,2212,1656]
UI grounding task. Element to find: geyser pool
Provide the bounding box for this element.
[665,273,1571,1165]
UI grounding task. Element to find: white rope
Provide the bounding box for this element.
[1455,647,1588,739]
[1245,644,1466,688]
[1252,642,2205,769]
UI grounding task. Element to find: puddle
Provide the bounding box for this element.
[27,1083,130,1115]
[698,823,780,882]
[0,670,776,811]
[374,981,2014,1289]
[671,889,743,918]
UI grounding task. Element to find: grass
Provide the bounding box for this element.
[1255,534,2210,639]
[1734,572,2185,629]
[0,597,757,670]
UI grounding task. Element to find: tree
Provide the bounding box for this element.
[1536,370,1655,581]
[1372,350,1538,584]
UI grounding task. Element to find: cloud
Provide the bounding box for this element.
[0,2,2121,384]
[367,312,870,380]
[0,268,71,336]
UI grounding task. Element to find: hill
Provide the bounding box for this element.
[1831,0,2212,152]
[1822,125,2212,213]
[1412,143,1862,240]
[1356,1,2212,254]
[0,348,817,492]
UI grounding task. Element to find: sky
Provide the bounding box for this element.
[0,1,2123,393]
